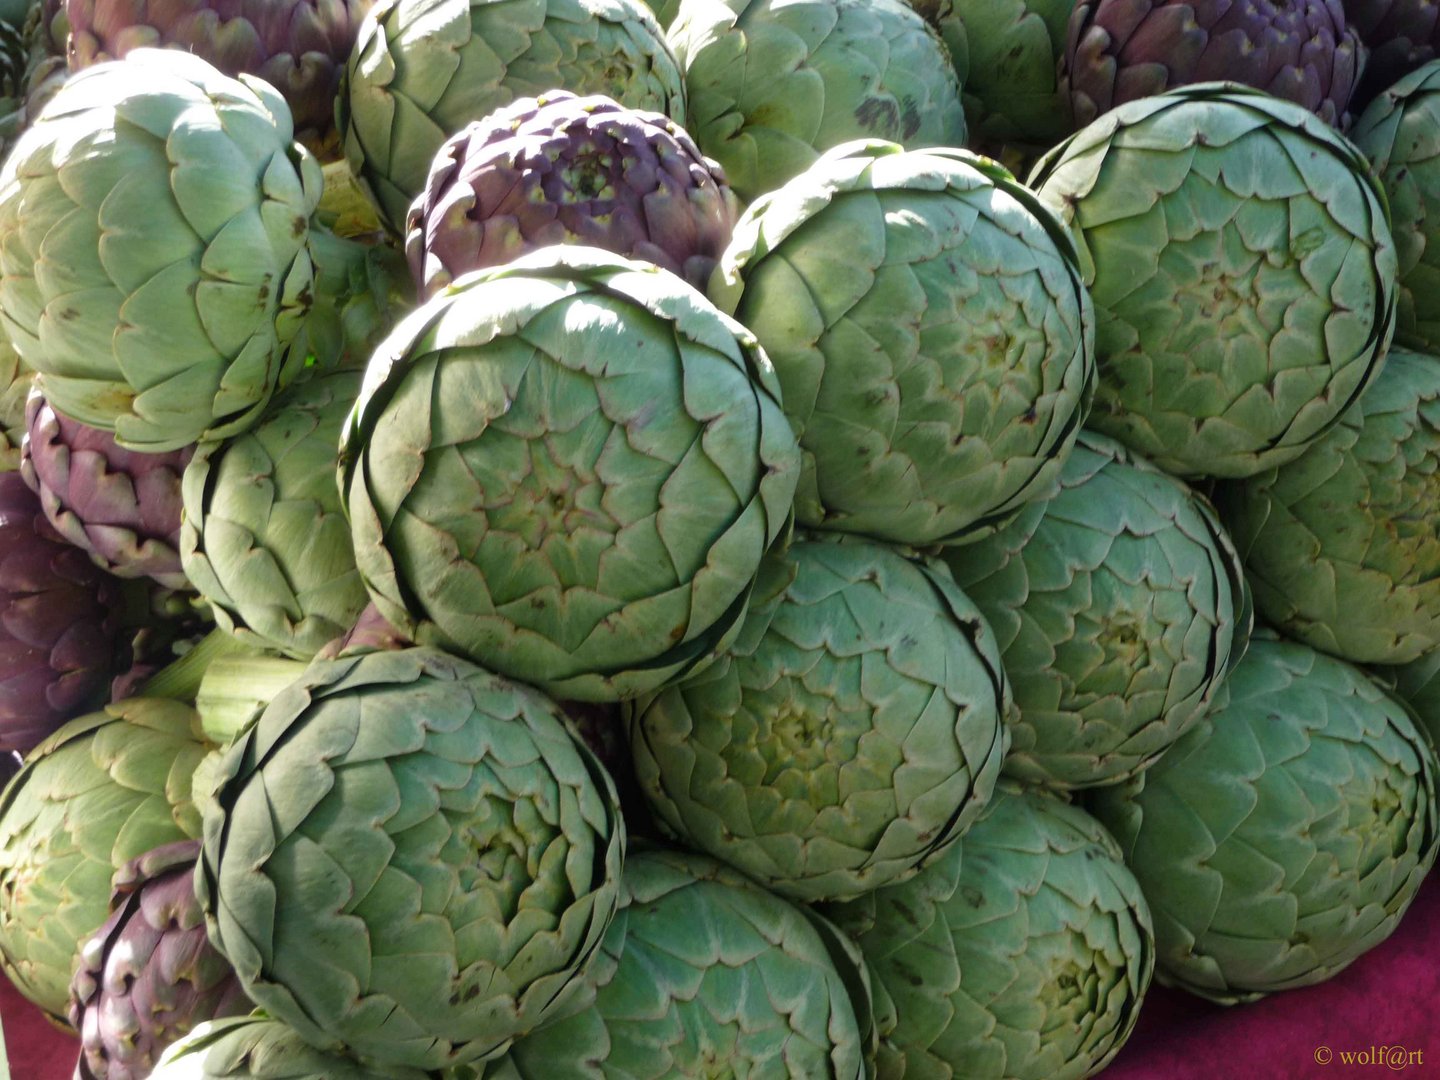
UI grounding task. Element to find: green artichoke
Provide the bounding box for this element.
[1351,60,1440,353]
[629,536,1010,902]
[1029,82,1397,479]
[489,845,870,1078]
[0,49,320,451]
[825,782,1154,1080]
[339,0,684,233]
[667,0,967,202]
[0,697,209,1021]
[1217,349,1440,665]
[1089,634,1440,1003]
[943,430,1251,789]
[340,247,800,702]
[712,140,1094,547]
[151,1015,431,1080]
[196,646,626,1072]
[181,368,369,659]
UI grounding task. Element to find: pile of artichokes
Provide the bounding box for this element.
[0,1,1437,1078]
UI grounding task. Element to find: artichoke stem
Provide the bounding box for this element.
[195,654,309,743]
[134,629,259,704]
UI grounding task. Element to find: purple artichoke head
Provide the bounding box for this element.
[65,0,372,135]
[1344,0,1440,104]
[1063,0,1367,128]
[405,91,742,298]
[0,471,122,755]
[69,839,251,1080]
[21,389,193,590]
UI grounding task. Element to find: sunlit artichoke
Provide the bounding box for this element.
[196,647,626,1072]
[1090,634,1440,1003]
[152,1015,429,1080]
[712,140,1094,547]
[1030,83,1397,479]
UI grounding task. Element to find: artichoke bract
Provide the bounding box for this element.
[340,0,684,233]
[825,782,1154,1080]
[712,140,1094,547]
[1345,0,1440,106]
[151,1015,430,1080]
[65,0,373,137]
[196,647,626,1071]
[1090,634,1440,1003]
[0,339,28,470]
[0,471,123,755]
[21,388,193,589]
[944,431,1251,790]
[1386,647,1440,745]
[492,845,870,1078]
[667,0,967,202]
[180,368,369,660]
[69,840,250,1080]
[0,697,209,1022]
[405,90,740,298]
[1351,60,1440,353]
[341,247,800,702]
[1030,83,1397,479]
[1063,0,1365,130]
[0,49,320,452]
[1217,349,1440,665]
[629,537,1010,902]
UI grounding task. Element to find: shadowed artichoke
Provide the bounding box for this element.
[406,90,739,298]
[1090,634,1440,1003]
[1063,0,1366,129]
[152,1015,431,1079]
[21,389,193,589]
[1345,0,1440,106]
[196,647,626,1072]
[1385,647,1440,745]
[825,782,1154,1080]
[69,840,251,1080]
[1030,83,1397,479]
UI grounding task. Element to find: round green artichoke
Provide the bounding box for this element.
[712,140,1094,547]
[196,646,626,1072]
[629,536,1010,902]
[490,845,870,1078]
[180,368,369,659]
[667,0,967,202]
[944,430,1251,789]
[825,782,1154,1080]
[339,0,684,233]
[1089,634,1440,1003]
[1351,59,1440,353]
[151,1015,431,1080]
[1218,349,1440,665]
[0,697,209,1021]
[1029,82,1398,479]
[340,247,800,702]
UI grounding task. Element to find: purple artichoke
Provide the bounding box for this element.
[0,472,122,756]
[69,840,251,1080]
[405,91,741,298]
[21,391,193,590]
[1062,0,1367,128]
[1345,0,1440,104]
[65,0,372,135]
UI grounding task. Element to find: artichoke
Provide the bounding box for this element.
[1030,83,1397,479]
[340,247,800,702]
[69,840,251,1080]
[943,431,1251,789]
[1090,634,1440,1003]
[667,0,967,201]
[196,647,626,1072]
[1345,0,1440,106]
[491,845,870,1078]
[340,0,684,233]
[1217,349,1440,665]
[1384,646,1440,745]
[151,1015,430,1080]
[0,696,209,1021]
[825,782,1154,1080]
[406,90,739,298]
[1062,0,1366,130]
[0,49,321,451]
[1351,60,1440,353]
[712,140,1094,547]
[0,337,28,471]
[0,470,123,755]
[180,368,369,659]
[21,388,193,589]
[629,536,1010,902]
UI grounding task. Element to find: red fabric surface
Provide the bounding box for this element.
[1,879,1437,1079]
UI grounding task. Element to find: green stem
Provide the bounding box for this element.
[132,629,252,703]
[196,654,309,743]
